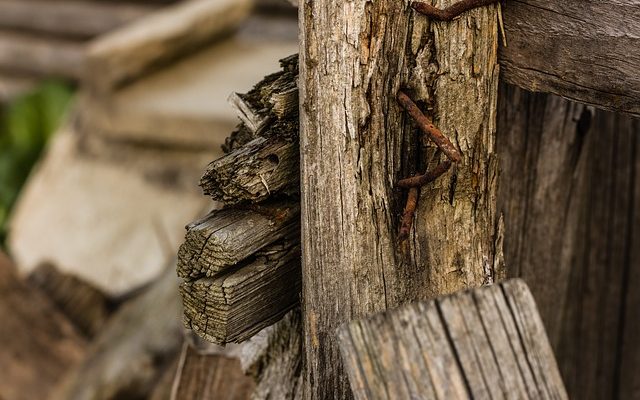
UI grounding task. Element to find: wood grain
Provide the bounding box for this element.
[338,279,568,400]
[499,0,640,117]
[299,0,501,396]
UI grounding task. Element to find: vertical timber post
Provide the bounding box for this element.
[299,0,501,398]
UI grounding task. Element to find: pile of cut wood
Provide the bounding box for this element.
[177,54,302,346]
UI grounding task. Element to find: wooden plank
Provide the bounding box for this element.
[170,344,255,399]
[499,0,640,117]
[338,279,568,400]
[299,0,501,395]
[0,0,155,39]
[176,200,300,279]
[0,31,85,79]
[85,0,252,93]
[0,252,86,400]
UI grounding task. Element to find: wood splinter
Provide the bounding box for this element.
[411,0,499,21]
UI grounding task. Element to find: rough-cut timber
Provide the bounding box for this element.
[200,135,299,204]
[170,344,255,400]
[177,200,299,279]
[181,238,301,344]
[52,266,183,400]
[499,0,640,117]
[299,0,500,396]
[338,279,568,400]
[28,262,111,338]
[0,252,86,400]
[0,31,85,79]
[497,83,640,400]
[86,0,251,93]
[0,0,154,39]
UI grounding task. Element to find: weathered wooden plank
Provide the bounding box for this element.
[170,344,255,400]
[176,200,299,279]
[52,266,183,400]
[85,0,251,93]
[499,0,640,117]
[0,0,155,39]
[338,279,568,400]
[28,262,111,338]
[181,238,301,345]
[0,252,86,400]
[0,31,85,79]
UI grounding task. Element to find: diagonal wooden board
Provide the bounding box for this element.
[338,279,568,400]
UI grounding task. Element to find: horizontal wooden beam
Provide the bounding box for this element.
[499,0,640,117]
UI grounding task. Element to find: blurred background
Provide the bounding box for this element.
[0,0,296,398]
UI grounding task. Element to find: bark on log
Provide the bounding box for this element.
[499,0,640,117]
[200,135,299,204]
[299,0,501,396]
[181,238,301,344]
[85,0,251,93]
[338,279,568,400]
[176,201,300,279]
[28,262,111,338]
[0,252,86,400]
[0,31,85,79]
[52,266,183,400]
[497,82,640,399]
[169,343,255,400]
[0,0,155,39]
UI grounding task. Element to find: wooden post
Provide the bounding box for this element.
[299,0,501,397]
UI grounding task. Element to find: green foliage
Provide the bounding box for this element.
[0,81,73,246]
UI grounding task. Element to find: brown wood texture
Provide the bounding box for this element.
[499,0,640,117]
[299,0,501,396]
[85,0,251,93]
[0,0,154,39]
[0,252,86,400]
[338,279,567,400]
[170,344,255,400]
[0,31,85,79]
[497,82,640,399]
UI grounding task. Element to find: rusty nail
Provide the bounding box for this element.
[397,160,452,188]
[398,187,419,242]
[397,91,462,163]
[411,0,499,21]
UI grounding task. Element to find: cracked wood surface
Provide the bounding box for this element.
[338,279,568,400]
[499,0,640,117]
[300,0,501,397]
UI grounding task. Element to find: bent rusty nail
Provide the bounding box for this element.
[398,187,419,241]
[397,160,452,188]
[411,0,499,21]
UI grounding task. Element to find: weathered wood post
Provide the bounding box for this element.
[299,0,501,397]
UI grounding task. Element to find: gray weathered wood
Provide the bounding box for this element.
[499,0,640,117]
[28,262,111,338]
[181,238,301,344]
[0,0,155,39]
[338,279,568,400]
[52,265,183,400]
[85,0,251,93]
[0,31,85,79]
[177,201,299,279]
[299,0,501,396]
[0,252,86,400]
[200,135,299,204]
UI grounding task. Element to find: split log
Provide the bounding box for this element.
[200,134,299,204]
[85,0,252,93]
[176,200,300,279]
[0,252,86,400]
[181,237,301,344]
[500,0,640,117]
[0,0,155,39]
[52,265,183,400]
[338,279,568,400]
[299,0,501,396]
[0,31,85,79]
[169,343,255,399]
[28,262,111,338]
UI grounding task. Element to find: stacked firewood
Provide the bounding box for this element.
[177,55,302,346]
